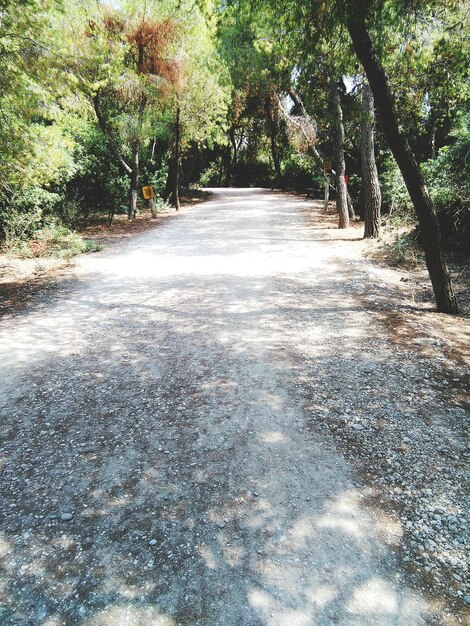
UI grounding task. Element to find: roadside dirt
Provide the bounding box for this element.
[0,189,468,626]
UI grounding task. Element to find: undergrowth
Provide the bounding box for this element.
[2,223,102,260]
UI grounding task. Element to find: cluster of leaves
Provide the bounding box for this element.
[0,0,230,251]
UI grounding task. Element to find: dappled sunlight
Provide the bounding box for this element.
[316,491,368,540]
[0,535,13,558]
[0,189,434,623]
[247,587,313,626]
[260,430,288,444]
[305,583,338,608]
[197,544,218,569]
[100,576,156,600]
[347,577,399,614]
[82,605,175,626]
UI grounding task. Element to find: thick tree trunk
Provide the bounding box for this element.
[361,82,381,238]
[347,5,458,313]
[331,82,349,229]
[128,147,139,220]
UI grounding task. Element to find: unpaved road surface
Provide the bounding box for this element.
[0,189,468,625]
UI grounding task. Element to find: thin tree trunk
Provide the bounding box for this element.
[266,97,284,189]
[347,4,458,313]
[347,192,356,220]
[324,180,330,212]
[165,99,181,210]
[229,127,238,171]
[173,99,181,211]
[224,144,232,187]
[331,82,349,229]
[361,82,381,238]
[128,146,139,220]
[217,152,224,187]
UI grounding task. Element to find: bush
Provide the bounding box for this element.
[382,229,421,268]
[379,155,413,218]
[32,224,101,259]
[423,114,470,252]
[199,161,221,187]
[281,152,317,190]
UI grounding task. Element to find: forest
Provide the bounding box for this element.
[1,0,468,312]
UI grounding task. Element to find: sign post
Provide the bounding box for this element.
[142,186,157,218]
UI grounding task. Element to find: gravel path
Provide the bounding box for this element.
[0,188,468,625]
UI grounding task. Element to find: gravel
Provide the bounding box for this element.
[0,189,467,625]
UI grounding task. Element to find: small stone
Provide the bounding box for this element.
[149,539,157,546]
[463,596,470,605]
[217,523,226,529]
[352,424,364,431]
[60,513,73,522]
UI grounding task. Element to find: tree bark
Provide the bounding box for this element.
[165,98,181,210]
[266,97,284,189]
[128,146,139,220]
[331,82,349,229]
[173,100,181,211]
[347,4,458,313]
[361,82,381,238]
[347,192,356,220]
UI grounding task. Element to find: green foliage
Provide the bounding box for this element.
[379,155,413,218]
[382,229,421,268]
[281,153,317,190]
[199,162,221,187]
[64,115,130,221]
[33,225,102,259]
[424,113,470,250]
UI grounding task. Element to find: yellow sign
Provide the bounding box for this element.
[142,185,155,200]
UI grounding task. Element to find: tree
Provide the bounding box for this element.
[163,2,230,206]
[361,81,381,238]
[331,81,349,229]
[65,5,181,219]
[346,0,459,313]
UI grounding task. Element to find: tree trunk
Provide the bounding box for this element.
[173,100,181,211]
[266,97,284,189]
[128,146,139,220]
[224,144,232,187]
[347,191,356,220]
[324,179,330,212]
[331,82,349,229]
[229,127,238,171]
[347,5,458,313]
[361,82,381,238]
[165,99,181,210]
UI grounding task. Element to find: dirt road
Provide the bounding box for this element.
[0,189,468,625]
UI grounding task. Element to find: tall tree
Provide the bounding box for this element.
[346,0,459,313]
[332,81,349,229]
[67,5,181,218]
[361,81,381,238]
